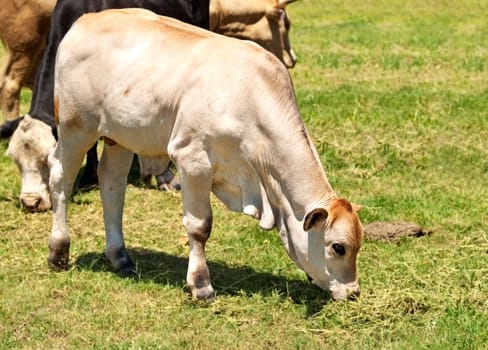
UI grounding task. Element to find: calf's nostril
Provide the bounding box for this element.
[348,288,361,301]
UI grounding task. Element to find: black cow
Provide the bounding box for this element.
[33,0,209,188]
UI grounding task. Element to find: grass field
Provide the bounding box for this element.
[1,0,487,349]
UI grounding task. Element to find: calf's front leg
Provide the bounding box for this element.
[98,142,135,273]
[48,140,88,270]
[178,163,215,300]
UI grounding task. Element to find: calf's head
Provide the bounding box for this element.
[289,198,363,300]
[5,115,56,212]
[210,0,297,68]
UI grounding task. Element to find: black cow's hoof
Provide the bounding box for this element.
[78,171,98,191]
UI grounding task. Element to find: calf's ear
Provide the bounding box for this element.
[303,208,328,231]
[351,203,362,212]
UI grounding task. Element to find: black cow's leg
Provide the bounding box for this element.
[78,142,99,189]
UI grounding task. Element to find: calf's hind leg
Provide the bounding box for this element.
[98,142,135,274]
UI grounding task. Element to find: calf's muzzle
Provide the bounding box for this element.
[20,193,50,212]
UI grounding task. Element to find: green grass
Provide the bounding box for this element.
[1,1,488,348]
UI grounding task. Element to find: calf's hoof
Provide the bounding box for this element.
[190,286,216,301]
[48,240,71,271]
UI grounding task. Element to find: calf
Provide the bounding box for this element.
[49,9,363,300]
[1,0,297,211]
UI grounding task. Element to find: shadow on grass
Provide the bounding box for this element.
[75,247,331,316]
[72,156,331,314]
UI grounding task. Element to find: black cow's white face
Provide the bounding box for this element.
[7,115,56,212]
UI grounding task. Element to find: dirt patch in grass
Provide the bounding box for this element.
[363,221,432,241]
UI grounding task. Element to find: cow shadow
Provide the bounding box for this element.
[75,247,331,316]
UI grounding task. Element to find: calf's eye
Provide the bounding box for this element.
[332,243,346,256]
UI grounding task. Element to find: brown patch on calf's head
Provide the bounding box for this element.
[329,198,353,213]
[328,198,363,250]
[54,95,59,126]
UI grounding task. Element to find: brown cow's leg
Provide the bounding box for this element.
[98,142,135,274]
[0,51,35,121]
[0,49,10,120]
[0,51,20,121]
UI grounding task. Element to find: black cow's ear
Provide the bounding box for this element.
[0,116,23,139]
[303,208,328,231]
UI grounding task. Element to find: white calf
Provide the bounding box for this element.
[49,9,363,300]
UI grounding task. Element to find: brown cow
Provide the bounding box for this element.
[210,0,297,68]
[0,0,55,121]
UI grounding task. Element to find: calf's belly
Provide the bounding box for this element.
[103,127,171,158]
